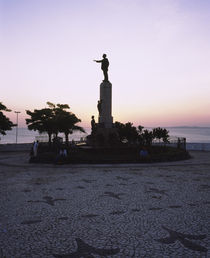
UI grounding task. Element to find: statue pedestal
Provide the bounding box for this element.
[89,80,119,147]
[90,127,118,147]
[98,81,113,128]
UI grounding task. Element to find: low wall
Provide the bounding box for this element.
[0,143,31,152]
[1,142,210,152]
[186,143,210,151]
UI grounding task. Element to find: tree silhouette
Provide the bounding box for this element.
[142,129,154,146]
[26,102,84,144]
[26,107,54,143]
[124,122,139,143]
[114,121,125,142]
[114,122,170,146]
[114,121,138,143]
[153,127,169,144]
[137,125,144,144]
[52,103,85,144]
[0,102,15,137]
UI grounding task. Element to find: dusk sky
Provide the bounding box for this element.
[1,0,210,127]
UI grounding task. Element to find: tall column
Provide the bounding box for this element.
[98,81,113,128]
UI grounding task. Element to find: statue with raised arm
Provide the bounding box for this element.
[94,54,109,82]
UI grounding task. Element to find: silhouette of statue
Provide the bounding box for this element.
[91,115,96,132]
[97,100,102,115]
[94,54,109,82]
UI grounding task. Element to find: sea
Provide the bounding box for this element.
[0,127,91,144]
[0,127,210,151]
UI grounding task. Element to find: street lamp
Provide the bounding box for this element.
[14,111,21,144]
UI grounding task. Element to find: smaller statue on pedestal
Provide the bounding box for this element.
[91,115,96,133]
[94,54,109,82]
[97,100,102,115]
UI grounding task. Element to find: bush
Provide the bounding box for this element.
[29,145,190,164]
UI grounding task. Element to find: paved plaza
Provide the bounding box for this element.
[0,151,209,257]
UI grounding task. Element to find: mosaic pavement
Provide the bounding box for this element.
[0,152,209,257]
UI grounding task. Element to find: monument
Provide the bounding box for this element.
[90,54,118,146]
[98,83,113,128]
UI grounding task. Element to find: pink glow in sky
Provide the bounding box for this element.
[1,0,210,127]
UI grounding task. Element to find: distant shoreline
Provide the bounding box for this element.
[1,126,210,147]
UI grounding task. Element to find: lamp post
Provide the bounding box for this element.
[15,111,21,144]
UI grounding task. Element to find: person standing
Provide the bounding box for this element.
[33,140,39,157]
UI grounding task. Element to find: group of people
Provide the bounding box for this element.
[139,149,148,157]
[55,147,68,164]
[30,140,69,164]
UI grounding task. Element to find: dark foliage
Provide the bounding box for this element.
[114,122,139,143]
[30,145,190,164]
[26,102,85,144]
[114,122,170,146]
[152,127,170,143]
[0,102,16,136]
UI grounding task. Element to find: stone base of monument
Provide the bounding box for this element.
[98,81,113,128]
[87,80,119,147]
[88,126,119,147]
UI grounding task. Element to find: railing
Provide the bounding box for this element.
[35,135,49,143]
[152,136,186,150]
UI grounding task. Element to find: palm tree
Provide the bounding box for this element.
[142,129,153,146]
[162,128,170,144]
[152,127,163,143]
[152,127,169,144]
